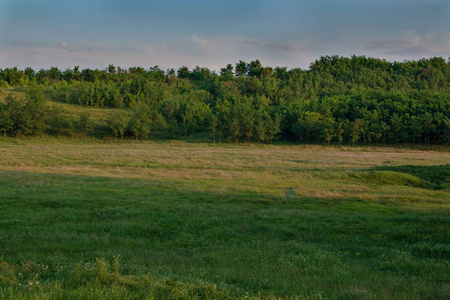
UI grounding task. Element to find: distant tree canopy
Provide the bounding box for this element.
[1,56,449,144]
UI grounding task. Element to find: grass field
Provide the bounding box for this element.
[0,138,449,299]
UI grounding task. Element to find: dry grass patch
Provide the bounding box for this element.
[0,139,449,206]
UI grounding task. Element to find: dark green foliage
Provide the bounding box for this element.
[107,112,129,140]
[0,95,15,137]
[3,55,450,143]
[0,67,25,85]
[78,111,93,139]
[129,102,163,140]
[0,87,50,136]
[48,104,69,137]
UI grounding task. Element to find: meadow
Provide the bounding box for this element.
[0,138,449,299]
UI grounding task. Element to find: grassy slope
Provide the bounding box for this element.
[0,138,449,299]
[0,89,26,102]
[1,88,125,140]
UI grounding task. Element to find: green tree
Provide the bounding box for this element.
[22,85,49,135]
[248,59,262,78]
[177,66,190,79]
[209,114,218,143]
[442,117,450,145]
[108,64,116,74]
[320,117,335,145]
[235,60,248,77]
[334,121,344,146]
[292,111,322,144]
[350,119,364,146]
[107,112,129,140]
[78,111,93,139]
[266,113,282,143]
[0,95,15,136]
[253,113,267,143]
[48,104,68,137]
[129,102,161,140]
[220,64,234,80]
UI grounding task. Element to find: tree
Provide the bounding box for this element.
[0,67,25,85]
[128,67,145,75]
[292,112,322,144]
[228,118,241,143]
[191,66,212,81]
[239,100,255,143]
[350,119,364,146]
[108,64,116,74]
[81,68,99,82]
[107,112,129,140]
[47,67,62,81]
[248,59,262,78]
[0,95,15,136]
[253,112,267,143]
[177,66,190,79]
[209,114,218,143]
[320,117,335,145]
[166,68,177,85]
[78,111,93,139]
[148,65,166,82]
[182,99,212,135]
[220,64,234,80]
[48,104,68,137]
[235,60,248,77]
[266,113,282,143]
[334,121,344,146]
[22,85,49,135]
[442,117,450,145]
[24,67,35,80]
[129,102,161,140]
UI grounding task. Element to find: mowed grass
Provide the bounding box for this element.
[0,138,449,299]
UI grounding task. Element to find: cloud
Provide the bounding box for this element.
[0,40,200,71]
[364,31,449,60]
[386,45,444,57]
[0,32,366,72]
[191,34,246,56]
[188,34,316,69]
[366,40,412,52]
[265,43,294,51]
[189,35,265,69]
[243,40,260,46]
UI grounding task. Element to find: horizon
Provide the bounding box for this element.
[2,55,450,74]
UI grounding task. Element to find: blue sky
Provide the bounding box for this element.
[1,0,449,71]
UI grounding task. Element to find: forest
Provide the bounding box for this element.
[1,55,449,145]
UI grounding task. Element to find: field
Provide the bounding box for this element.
[0,138,449,299]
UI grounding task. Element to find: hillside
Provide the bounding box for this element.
[1,56,449,144]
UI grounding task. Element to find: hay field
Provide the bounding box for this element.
[0,138,449,299]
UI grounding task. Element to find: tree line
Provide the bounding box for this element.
[1,56,449,144]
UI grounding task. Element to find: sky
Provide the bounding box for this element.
[0,0,449,71]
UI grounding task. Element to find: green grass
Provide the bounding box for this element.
[0,89,122,130]
[349,170,423,188]
[0,138,449,299]
[372,165,450,190]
